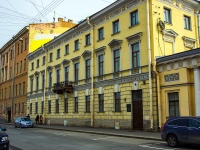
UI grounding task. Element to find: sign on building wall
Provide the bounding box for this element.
[164,73,179,82]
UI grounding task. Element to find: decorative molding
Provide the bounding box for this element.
[47,66,53,72]
[62,59,70,66]
[82,50,91,59]
[54,64,61,70]
[29,74,34,79]
[108,39,123,50]
[164,73,179,82]
[182,36,196,48]
[162,29,178,42]
[126,32,142,44]
[71,56,80,64]
[40,69,45,75]
[34,71,40,77]
[94,46,106,56]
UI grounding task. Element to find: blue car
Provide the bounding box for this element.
[14,117,34,128]
[161,116,200,147]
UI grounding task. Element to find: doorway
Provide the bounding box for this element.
[132,90,143,130]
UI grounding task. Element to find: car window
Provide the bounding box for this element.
[167,119,177,125]
[189,119,200,128]
[177,119,189,127]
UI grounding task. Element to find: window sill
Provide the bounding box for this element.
[49,60,53,63]
[84,44,91,47]
[111,31,120,36]
[112,111,122,113]
[64,53,69,56]
[84,112,91,113]
[56,57,61,60]
[129,22,140,29]
[184,28,192,31]
[164,21,172,26]
[74,49,79,52]
[97,38,105,42]
[73,112,79,114]
[97,111,105,113]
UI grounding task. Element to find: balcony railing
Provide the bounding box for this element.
[52,81,73,94]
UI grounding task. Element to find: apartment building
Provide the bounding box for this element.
[0,18,76,122]
[27,0,200,131]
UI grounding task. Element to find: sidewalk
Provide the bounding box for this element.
[34,124,162,141]
[1,122,162,141]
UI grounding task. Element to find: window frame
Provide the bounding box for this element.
[98,54,104,76]
[85,59,91,79]
[112,20,120,34]
[164,7,172,24]
[98,27,104,40]
[115,92,121,112]
[168,92,179,117]
[85,96,90,113]
[131,42,140,68]
[130,10,138,26]
[113,49,120,73]
[99,94,104,112]
[55,99,59,113]
[74,39,79,51]
[74,63,79,82]
[74,97,78,112]
[184,15,191,30]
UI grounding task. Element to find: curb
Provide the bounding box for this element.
[35,125,162,141]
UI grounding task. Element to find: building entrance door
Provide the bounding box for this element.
[7,110,11,122]
[132,90,143,130]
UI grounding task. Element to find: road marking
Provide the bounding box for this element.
[139,144,178,150]
[92,137,114,140]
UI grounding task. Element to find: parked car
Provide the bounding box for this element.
[0,131,9,150]
[14,117,34,128]
[161,116,200,147]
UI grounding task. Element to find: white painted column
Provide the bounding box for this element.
[194,67,200,116]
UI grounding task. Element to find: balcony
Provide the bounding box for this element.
[52,81,73,94]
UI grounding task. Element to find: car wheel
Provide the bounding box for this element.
[19,124,22,128]
[167,134,179,148]
[14,124,17,128]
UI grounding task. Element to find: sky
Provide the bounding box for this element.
[0,0,116,48]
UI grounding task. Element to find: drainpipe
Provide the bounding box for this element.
[87,17,94,127]
[198,11,200,46]
[42,45,47,124]
[147,0,153,129]
[11,38,16,122]
[153,63,161,130]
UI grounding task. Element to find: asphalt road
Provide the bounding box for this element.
[3,125,200,150]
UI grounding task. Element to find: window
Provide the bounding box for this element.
[74,40,79,51]
[74,63,79,81]
[17,43,20,55]
[21,41,23,53]
[42,74,45,91]
[98,27,104,40]
[57,49,60,59]
[168,92,179,117]
[74,97,78,112]
[5,88,7,99]
[85,59,90,79]
[18,103,20,113]
[164,8,171,24]
[10,49,12,60]
[49,53,53,62]
[43,56,46,65]
[5,68,7,80]
[19,83,21,95]
[85,96,90,112]
[99,94,104,112]
[65,66,69,82]
[20,61,22,73]
[98,54,104,76]
[31,62,34,70]
[56,99,59,113]
[35,102,38,114]
[65,44,69,55]
[10,67,12,78]
[24,59,26,71]
[130,10,138,26]
[16,85,18,96]
[189,119,200,128]
[16,63,18,74]
[41,101,44,114]
[184,15,191,30]
[48,100,51,114]
[9,86,11,98]
[177,119,188,127]
[15,104,17,113]
[112,20,120,34]
[25,38,28,50]
[132,42,140,68]
[36,76,39,91]
[115,92,121,112]
[22,102,24,113]
[23,82,25,95]
[49,72,52,88]
[30,78,33,94]
[56,69,60,83]
[64,98,68,113]
[37,59,39,68]
[85,34,90,46]
[30,103,32,114]
[114,50,120,72]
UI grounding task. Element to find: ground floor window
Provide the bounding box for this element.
[85,96,90,112]
[64,98,68,113]
[48,100,51,114]
[168,92,179,117]
[35,102,38,114]
[30,103,32,114]
[56,99,59,113]
[115,92,121,112]
[99,94,104,112]
[74,97,78,112]
[41,101,44,114]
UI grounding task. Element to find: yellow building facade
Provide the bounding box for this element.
[27,0,200,131]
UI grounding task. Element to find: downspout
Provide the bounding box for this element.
[42,45,47,124]
[147,0,153,129]
[87,17,94,127]
[198,11,200,46]
[153,63,161,129]
[11,38,16,122]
